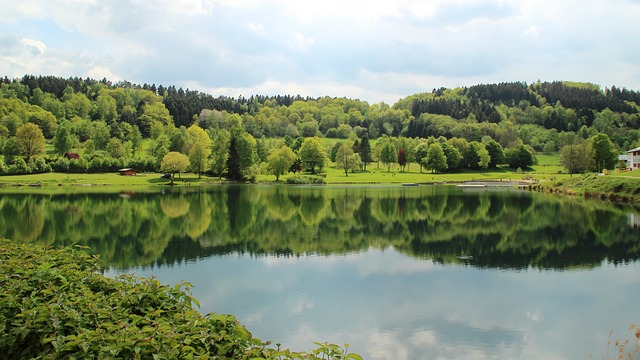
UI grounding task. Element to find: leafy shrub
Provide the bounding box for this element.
[286,175,326,184]
[68,157,89,173]
[30,157,52,173]
[52,157,70,172]
[0,240,360,360]
[8,157,28,175]
[325,128,338,138]
[129,156,156,172]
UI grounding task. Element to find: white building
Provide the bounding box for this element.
[626,146,640,170]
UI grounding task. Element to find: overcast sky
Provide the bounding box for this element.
[1,0,639,104]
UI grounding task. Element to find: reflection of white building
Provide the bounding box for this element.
[621,146,640,170]
[629,213,640,229]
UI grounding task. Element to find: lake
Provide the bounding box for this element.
[1,185,639,359]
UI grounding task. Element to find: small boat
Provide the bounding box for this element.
[402,183,419,187]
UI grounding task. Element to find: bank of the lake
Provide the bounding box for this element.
[535,171,640,206]
[3,166,639,207]
[0,163,567,188]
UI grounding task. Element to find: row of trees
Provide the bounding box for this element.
[0,106,619,180]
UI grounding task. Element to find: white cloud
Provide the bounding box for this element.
[286,32,315,51]
[0,0,639,103]
[20,37,47,54]
[161,0,215,16]
[524,25,542,37]
[86,66,123,82]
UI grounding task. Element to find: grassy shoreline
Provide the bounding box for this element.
[1,166,639,205]
[0,161,568,186]
[535,173,640,206]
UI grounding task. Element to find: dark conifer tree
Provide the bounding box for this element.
[226,135,241,181]
[359,134,372,171]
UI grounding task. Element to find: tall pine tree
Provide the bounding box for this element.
[359,134,372,171]
[226,135,241,181]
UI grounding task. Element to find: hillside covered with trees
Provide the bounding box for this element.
[0,75,638,179]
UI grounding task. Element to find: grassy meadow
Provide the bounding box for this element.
[3,152,638,189]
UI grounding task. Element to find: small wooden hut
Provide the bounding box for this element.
[118,168,137,176]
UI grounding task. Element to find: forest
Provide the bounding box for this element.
[0,75,638,179]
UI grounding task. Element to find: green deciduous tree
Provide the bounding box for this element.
[26,105,57,139]
[413,142,429,173]
[267,146,296,181]
[483,139,504,167]
[505,145,536,169]
[15,123,45,162]
[210,129,230,178]
[298,137,327,174]
[335,143,360,176]
[153,135,170,168]
[94,92,117,124]
[464,141,490,169]
[106,137,126,159]
[330,142,343,162]
[559,142,588,177]
[168,127,187,153]
[161,152,190,182]
[590,133,617,171]
[441,142,462,170]
[92,121,111,150]
[237,132,258,180]
[129,126,142,158]
[380,140,396,172]
[424,142,448,173]
[187,125,212,178]
[63,91,92,120]
[53,122,76,155]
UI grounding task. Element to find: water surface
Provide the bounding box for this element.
[1,185,638,359]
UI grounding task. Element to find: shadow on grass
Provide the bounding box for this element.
[147,177,173,184]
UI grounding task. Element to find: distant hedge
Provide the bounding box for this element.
[286,175,326,184]
[0,239,361,359]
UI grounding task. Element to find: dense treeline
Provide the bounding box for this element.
[1,75,639,178]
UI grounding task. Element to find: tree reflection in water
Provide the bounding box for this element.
[0,185,638,270]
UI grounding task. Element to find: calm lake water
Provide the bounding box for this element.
[1,185,639,359]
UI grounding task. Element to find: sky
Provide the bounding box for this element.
[1,0,639,105]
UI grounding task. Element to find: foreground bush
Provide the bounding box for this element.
[0,239,360,359]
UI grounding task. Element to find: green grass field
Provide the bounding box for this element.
[617,168,640,178]
[0,152,575,187]
[0,172,216,188]
[257,156,571,184]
